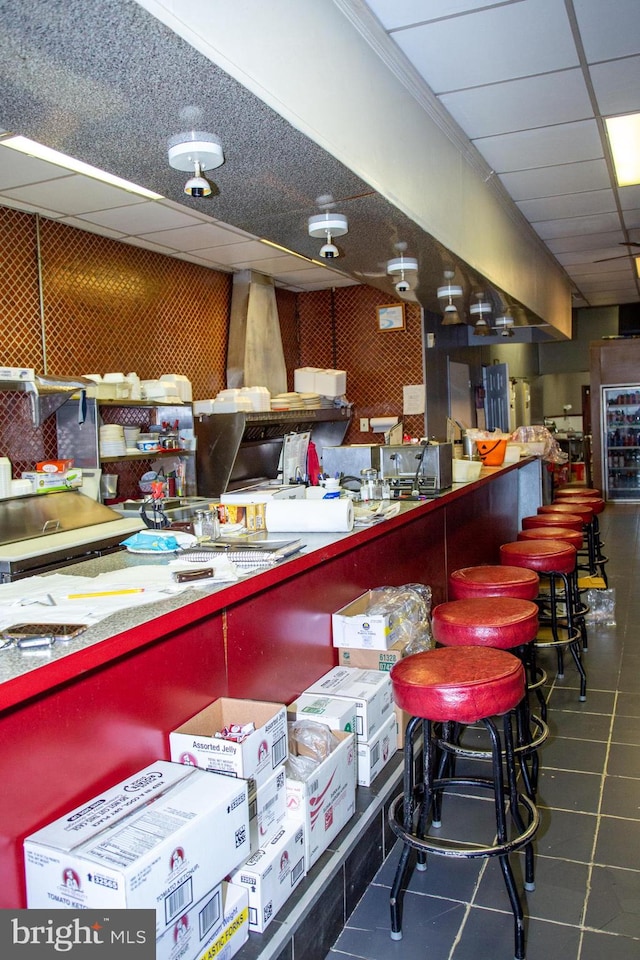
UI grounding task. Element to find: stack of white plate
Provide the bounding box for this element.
[0,456,12,498]
[272,392,305,411]
[99,424,126,457]
[300,392,321,409]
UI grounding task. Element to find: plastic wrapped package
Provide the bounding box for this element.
[511,426,568,464]
[364,582,435,655]
[583,588,616,625]
[286,720,340,782]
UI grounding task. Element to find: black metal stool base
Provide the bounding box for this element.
[389,713,540,960]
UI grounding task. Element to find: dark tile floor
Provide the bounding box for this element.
[327,504,640,960]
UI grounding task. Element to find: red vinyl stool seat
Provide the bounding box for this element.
[449,565,539,601]
[500,540,587,702]
[539,502,594,524]
[555,486,601,498]
[522,513,583,534]
[433,597,539,648]
[388,647,539,960]
[517,526,583,550]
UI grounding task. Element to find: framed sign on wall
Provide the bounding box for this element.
[377,303,405,331]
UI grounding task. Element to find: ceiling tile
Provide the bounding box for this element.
[393,0,577,92]
[573,0,640,61]
[498,159,610,200]
[590,55,640,116]
[187,240,299,266]
[57,216,126,239]
[533,211,622,240]
[0,147,73,189]
[474,119,603,173]
[619,186,640,211]
[0,173,148,217]
[364,0,495,30]
[546,231,626,254]
[74,202,199,234]
[439,69,591,140]
[517,188,617,223]
[137,222,251,251]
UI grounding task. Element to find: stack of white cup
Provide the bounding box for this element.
[0,456,12,498]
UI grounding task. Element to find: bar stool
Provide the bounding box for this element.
[500,539,587,703]
[448,566,547,719]
[538,501,605,584]
[552,495,608,586]
[388,646,539,960]
[432,596,548,796]
[517,526,589,651]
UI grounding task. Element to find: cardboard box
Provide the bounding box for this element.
[24,761,250,935]
[229,818,306,932]
[35,459,75,474]
[337,639,407,672]
[291,693,357,733]
[286,730,356,870]
[302,667,394,741]
[170,698,288,787]
[220,501,266,530]
[156,881,248,960]
[22,469,83,493]
[248,768,287,853]
[332,591,405,650]
[356,711,397,787]
[394,703,411,750]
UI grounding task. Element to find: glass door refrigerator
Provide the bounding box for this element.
[602,387,640,501]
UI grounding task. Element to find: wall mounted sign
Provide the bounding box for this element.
[377,303,405,331]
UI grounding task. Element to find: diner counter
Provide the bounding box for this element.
[0,457,540,908]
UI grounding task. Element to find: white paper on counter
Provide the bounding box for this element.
[265,498,353,532]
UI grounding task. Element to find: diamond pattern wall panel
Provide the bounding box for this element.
[298,287,424,444]
[39,220,231,400]
[0,393,57,477]
[0,207,43,369]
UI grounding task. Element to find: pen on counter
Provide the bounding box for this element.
[65,588,146,600]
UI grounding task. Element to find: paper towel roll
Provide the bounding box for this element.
[370,417,400,433]
[265,498,354,532]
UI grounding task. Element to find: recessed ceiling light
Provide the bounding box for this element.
[0,134,163,200]
[605,114,640,186]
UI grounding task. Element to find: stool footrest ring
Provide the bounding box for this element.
[389,787,539,860]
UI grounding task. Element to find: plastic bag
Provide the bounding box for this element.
[285,719,339,782]
[364,582,434,654]
[583,588,616,625]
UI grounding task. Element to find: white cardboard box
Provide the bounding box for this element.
[356,711,397,787]
[156,881,248,960]
[292,693,357,734]
[293,367,322,393]
[229,817,306,932]
[302,667,394,741]
[24,761,250,936]
[332,591,405,650]
[170,698,288,787]
[248,767,287,853]
[286,730,356,871]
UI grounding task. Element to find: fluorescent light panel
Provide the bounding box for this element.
[605,114,640,187]
[0,135,163,200]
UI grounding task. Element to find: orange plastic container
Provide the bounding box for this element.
[476,438,507,465]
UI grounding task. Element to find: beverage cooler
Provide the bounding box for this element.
[602,387,640,501]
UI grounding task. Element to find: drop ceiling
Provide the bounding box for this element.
[359,0,640,308]
[0,0,638,331]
